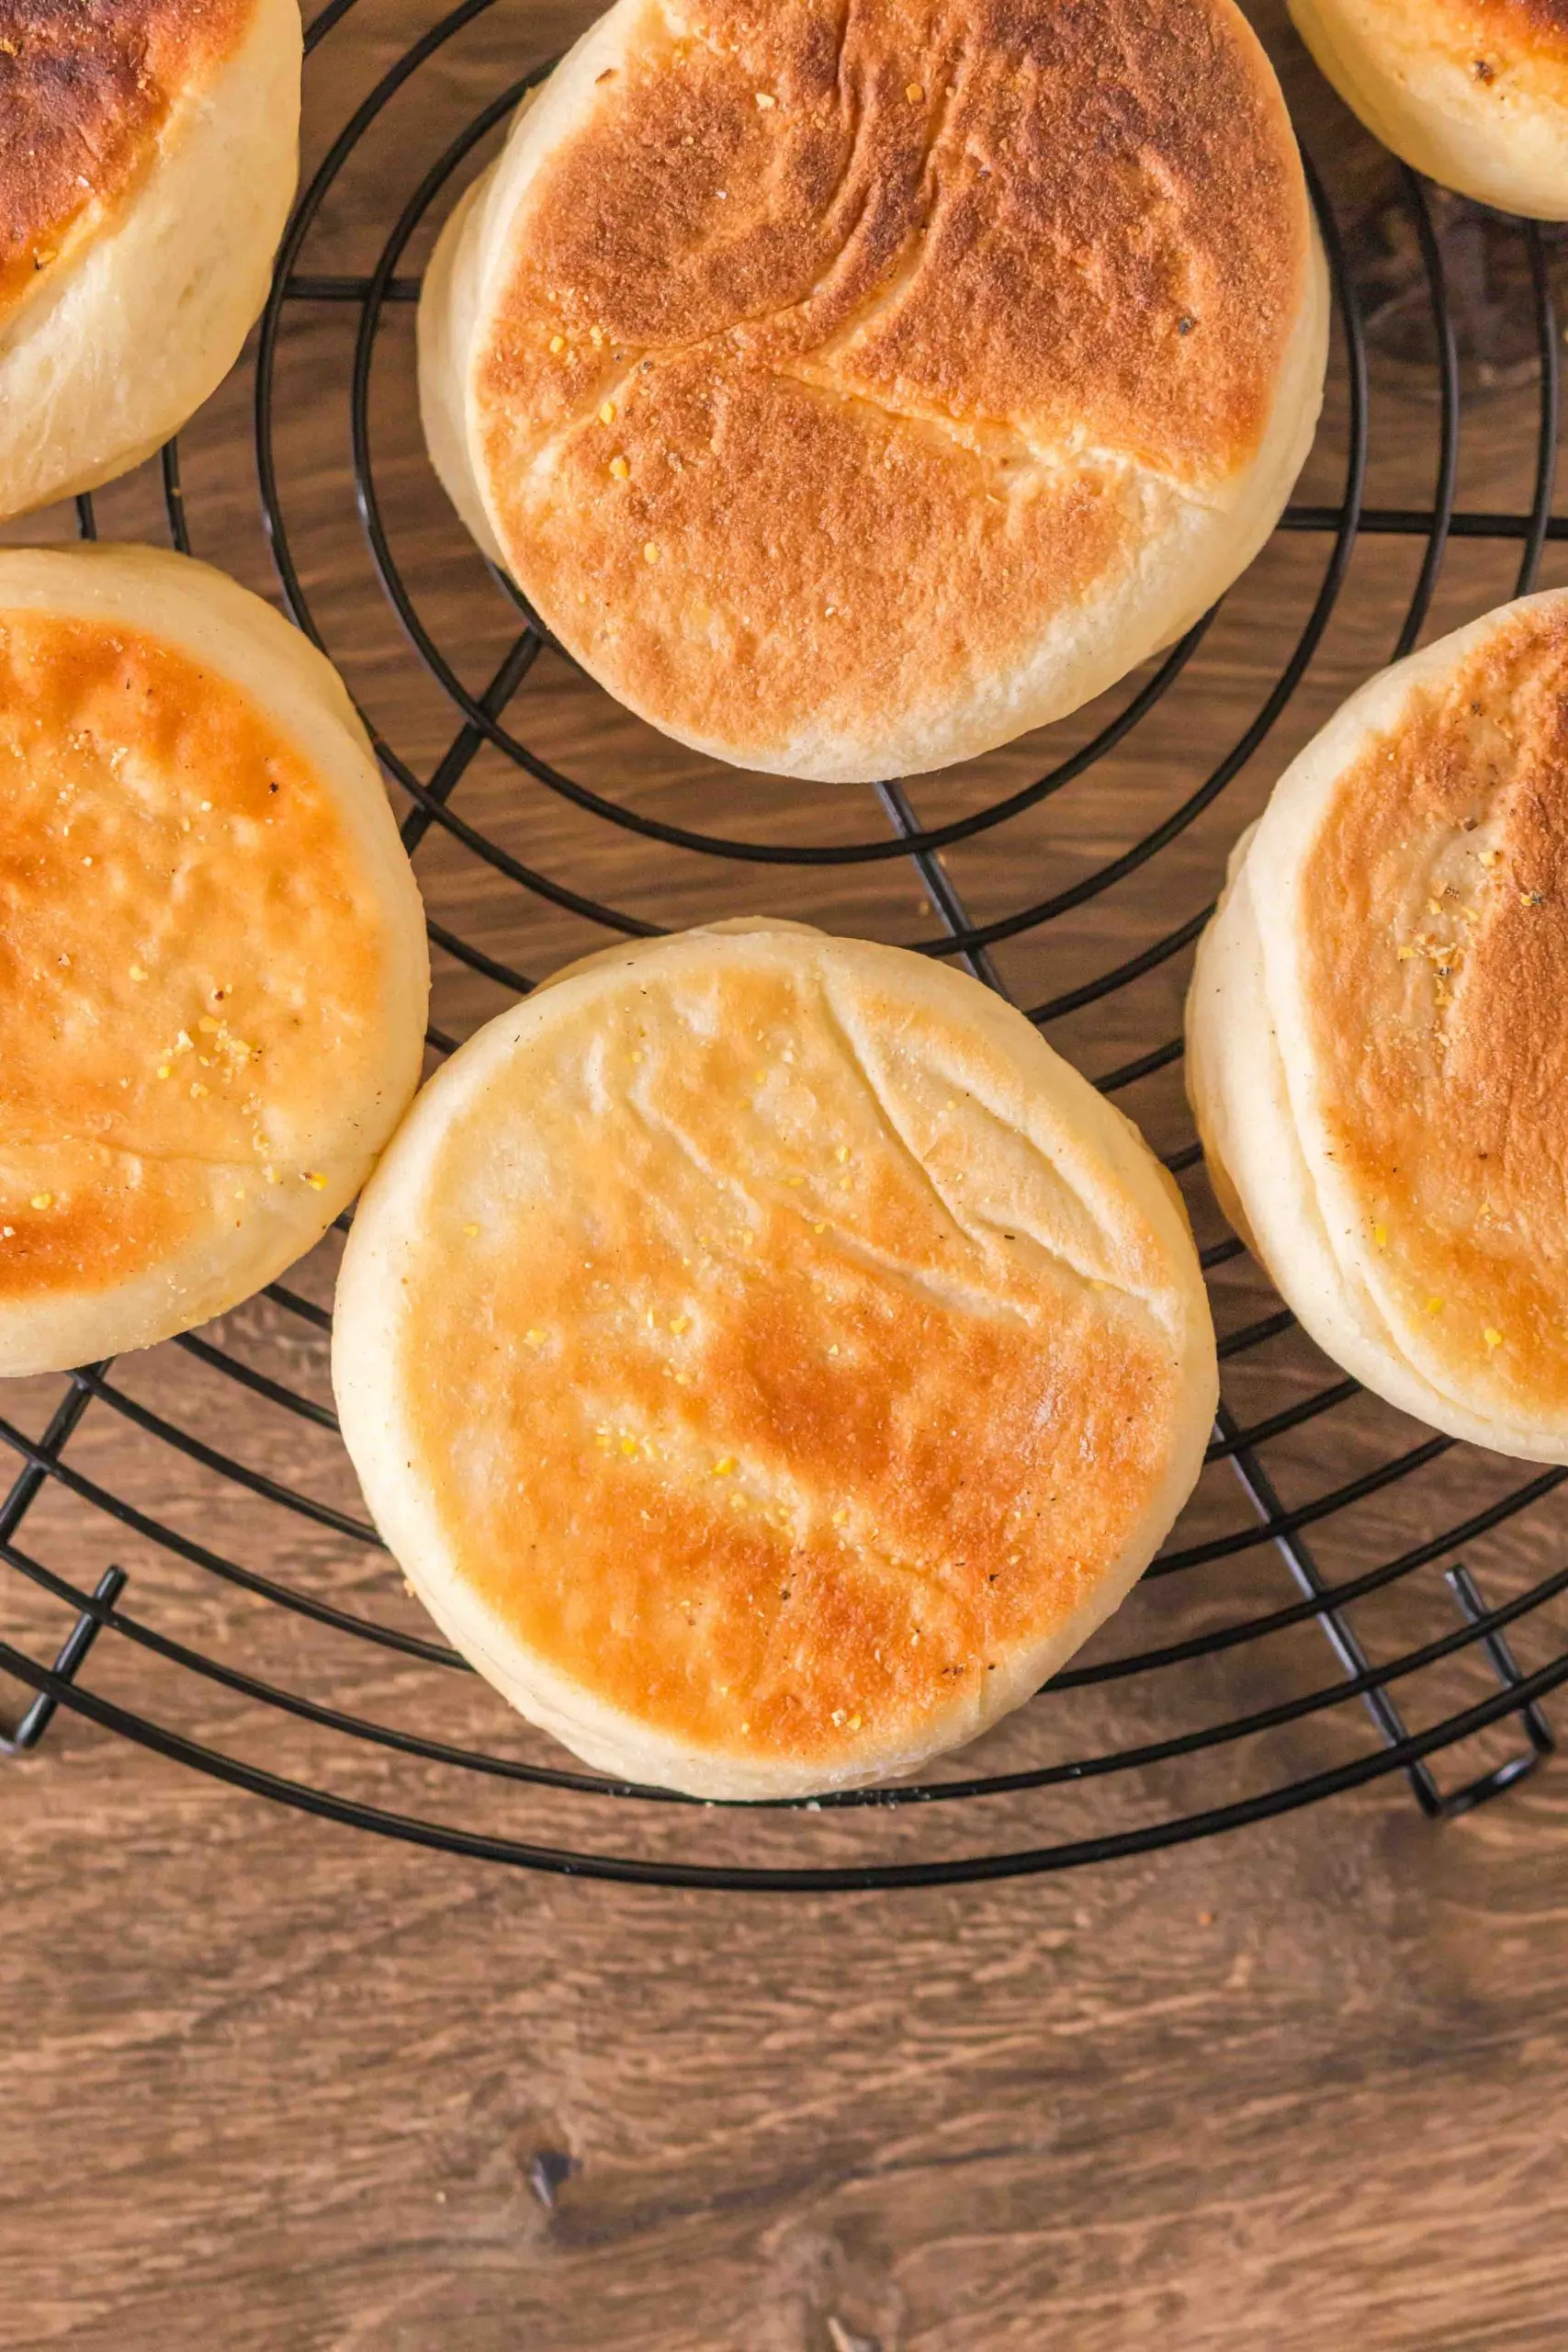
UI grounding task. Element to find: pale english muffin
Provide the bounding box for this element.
[1288,0,1568,217]
[419,0,1327,786]
[333,923,1217,1801]
[0,545,428,1376]
[1188,591,1568,1462]
[0,0,301,520]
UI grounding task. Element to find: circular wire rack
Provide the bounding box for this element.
[4,0,1568,1890]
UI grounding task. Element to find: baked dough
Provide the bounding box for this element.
[0,0,301,520]
[420,0,1327,784]
[1289,0,1568,217]
[1188,590,1568,1461]
[334,922,1217,1800]
[0,545,429,1376]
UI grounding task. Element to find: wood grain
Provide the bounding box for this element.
[4,2,1568,2344]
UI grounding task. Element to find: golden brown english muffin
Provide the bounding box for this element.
[1288,0,1568,216]
[334,922,1217,1800]
[419,0,1327,785]
[0,0,301,520]
[0,545,429,1377]
[1188,590,1568,1461]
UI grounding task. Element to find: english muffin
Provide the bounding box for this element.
[420,0,1327,784]
[1188,590,1568,1460]
[334,922,1217,1800]
[0,545,428,1376]
[1288,0,1568,217]
[0,0,301,520]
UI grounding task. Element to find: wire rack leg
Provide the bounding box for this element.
[1,1567,128,1758]
[1422,1565,1558,1817]
[1220,1404,1444,1812]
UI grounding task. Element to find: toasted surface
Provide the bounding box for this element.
[1299,599,1568,1423]
[0,0,299,521]
[1445,0,1568,69]
[0,0,252,325]
[1289,0,1568,212]
[334,926,1215,1799]
[1188,591,1568,1458]
[1358,0,1568,83]
[0,546,427,1374]
[425,0,1324,781]
[1326,0,1568,67]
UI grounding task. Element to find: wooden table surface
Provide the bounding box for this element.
[6,4,1568,2346]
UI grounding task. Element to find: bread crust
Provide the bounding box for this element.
[0,0,300,518]
[335,923,1217,1799]
[0,545,428,1376]
[421,0,1325,782]
[1188,590,1568,1459]
[0,0,253,322]
[1289,0,1568,215]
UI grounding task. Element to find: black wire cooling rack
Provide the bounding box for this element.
[3,0,1568,1890]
